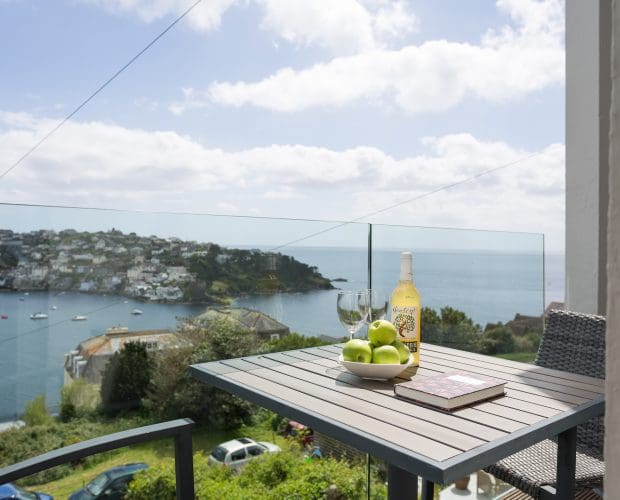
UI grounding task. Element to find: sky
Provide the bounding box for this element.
[0,0,565,251]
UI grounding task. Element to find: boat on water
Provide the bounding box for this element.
[30,312,48,320]
[131,308,143,315]
[1,314,8,320]
[71,315,88,321]
[19,297,25,301]
[50,305,57,310]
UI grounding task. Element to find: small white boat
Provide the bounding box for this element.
[50,306,57,310]
[131,308,143,315]
[71,315,88,321]
[19,297,25,301]
[30,312,48,320]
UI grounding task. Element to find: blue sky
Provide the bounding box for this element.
[0,0,565,250]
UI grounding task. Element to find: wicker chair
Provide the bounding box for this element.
[484,309,606,499]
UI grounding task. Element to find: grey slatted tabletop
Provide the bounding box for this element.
[190,343,604,495]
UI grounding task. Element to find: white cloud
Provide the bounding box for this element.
[189,0,563,114]
[80,0,415,54]
[0,112,565,249]
[257,0,416,54]
[80,0,237,31]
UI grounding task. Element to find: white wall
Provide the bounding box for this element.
[566,0,610,315]
[606,0,620,487]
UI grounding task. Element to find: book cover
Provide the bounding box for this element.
[394,371,506,410]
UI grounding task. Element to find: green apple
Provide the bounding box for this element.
[368,319,397,346]
[391,340,411,364]
[342,339,373,363]
[371,345,400,364]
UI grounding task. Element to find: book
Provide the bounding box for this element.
[394,371,506,410]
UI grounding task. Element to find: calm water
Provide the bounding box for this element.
[0,293,205,421]
[235,248,562,337]
[0,248,562,421]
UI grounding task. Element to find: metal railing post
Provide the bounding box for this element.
[174,426,195,500]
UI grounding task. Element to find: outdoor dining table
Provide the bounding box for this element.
[190,342,605,500]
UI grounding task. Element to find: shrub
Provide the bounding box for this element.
[128,449,368,500]
[0,415,149,485]
[22,395,52,427]
[60,379,100,422]
[126,457,177,500]
[267,333,330,352]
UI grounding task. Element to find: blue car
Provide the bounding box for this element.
[68,463,148,500]
[0,483,53,499]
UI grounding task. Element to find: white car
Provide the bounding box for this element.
[208,437,281,470]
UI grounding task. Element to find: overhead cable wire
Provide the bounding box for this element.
[0,0,205,182]
[0,151,547,344]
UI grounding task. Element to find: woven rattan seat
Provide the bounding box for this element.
[484,309,606,499]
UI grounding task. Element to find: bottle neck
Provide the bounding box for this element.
[399,255,413,282]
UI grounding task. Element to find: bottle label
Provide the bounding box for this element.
[391,306,419,349]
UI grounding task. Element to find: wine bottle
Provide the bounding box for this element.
[390,252,421,366]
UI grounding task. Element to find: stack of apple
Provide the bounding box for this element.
[342,319,410,364]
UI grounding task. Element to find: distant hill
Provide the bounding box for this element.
[0,228,333,302]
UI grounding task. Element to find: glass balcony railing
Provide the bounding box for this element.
[0,202,548,498]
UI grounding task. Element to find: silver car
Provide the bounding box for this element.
[208,437,281,470]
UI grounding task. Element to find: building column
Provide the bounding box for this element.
[605,0,620,489]
[565,0,611,315]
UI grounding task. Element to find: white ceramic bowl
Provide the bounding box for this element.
[338,353,414,380]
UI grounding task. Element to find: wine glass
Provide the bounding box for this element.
[336,291,369,339]
[364,289,389,323]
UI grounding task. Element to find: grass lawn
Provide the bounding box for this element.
[29,420,286,498]
[494,351,537,363]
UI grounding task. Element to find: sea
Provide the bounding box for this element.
[0,247,564,422]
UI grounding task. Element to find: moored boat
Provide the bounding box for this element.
[131,308,143,315]
[71,315,88,321]
[29,312,48,320]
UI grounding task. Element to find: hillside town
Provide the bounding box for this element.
[0,228,332,302]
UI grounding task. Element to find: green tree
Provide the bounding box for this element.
[421,306,482,352]
[0,247,17,269]
[100,342,152,410]
[440,306,473,326]
[480,325,517,354]
[144,318,262,427]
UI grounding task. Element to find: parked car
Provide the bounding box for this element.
[68,463,148,500]
[0,483,53,500]
[208,437,280,470]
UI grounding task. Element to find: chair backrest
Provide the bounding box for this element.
[535,309,606,456]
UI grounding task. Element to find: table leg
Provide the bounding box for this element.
[421,478,434,500]
[555,426,577,499]
[387,464,418,500]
